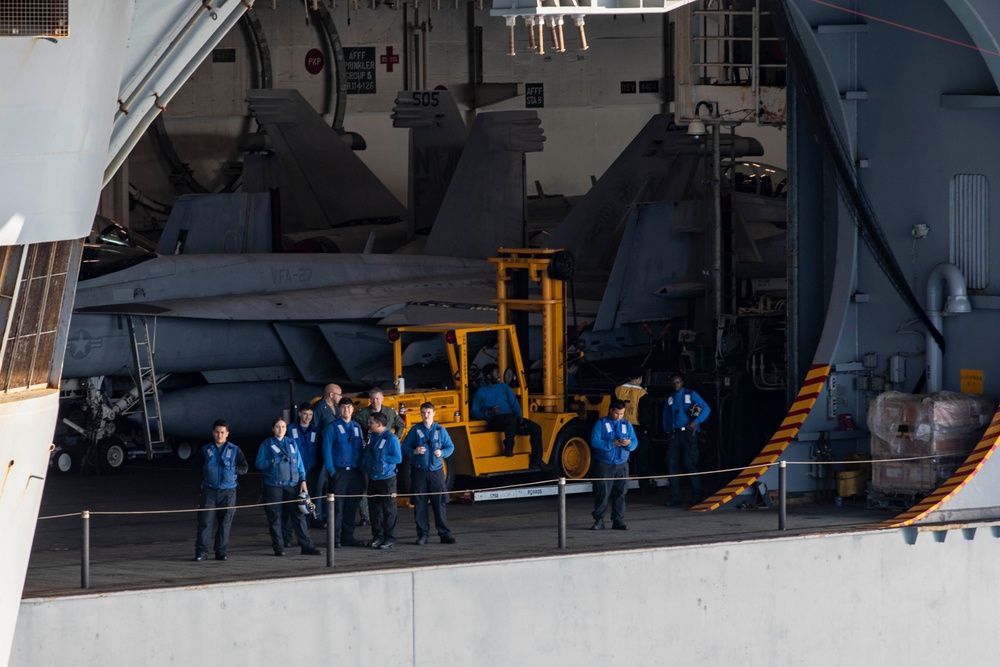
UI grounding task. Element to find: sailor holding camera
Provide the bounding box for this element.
[663,374,711,506]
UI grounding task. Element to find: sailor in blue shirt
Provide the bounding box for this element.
[362,412,402,549]
[255,418,322,557]
[589,399,638,530]
[193,419,248,561]
[288,403,324,529]
[471,362,543,468]
[401,402,457,545]
[321,397,366,547]
[661,373,711,506]
[353,387,406,527]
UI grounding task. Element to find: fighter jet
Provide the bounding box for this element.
[59,108,774,473]
[57,99,545,470]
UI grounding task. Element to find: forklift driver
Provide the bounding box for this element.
[471,363,544,469]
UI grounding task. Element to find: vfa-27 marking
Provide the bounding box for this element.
[271,267,313,285]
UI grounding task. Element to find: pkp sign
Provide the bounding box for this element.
[305,48,324,75]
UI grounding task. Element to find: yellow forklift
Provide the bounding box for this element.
[371,248,604,483]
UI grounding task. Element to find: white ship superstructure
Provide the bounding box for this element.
[0,3,251,664]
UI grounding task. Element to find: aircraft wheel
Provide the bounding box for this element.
[551,422,591,480]
[174,441,194,461]
[97,437,128,474]
[53,449,76,474]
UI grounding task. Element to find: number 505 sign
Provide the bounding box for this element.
[412,91,440,107]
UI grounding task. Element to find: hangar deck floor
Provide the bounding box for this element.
[25,464,888,599]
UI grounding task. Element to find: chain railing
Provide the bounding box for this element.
[37,453,952,589]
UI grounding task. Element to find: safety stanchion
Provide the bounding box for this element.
[558,477,567,549]
[81,510,90,589]
[778,461,787,531]
[326,494,335,568]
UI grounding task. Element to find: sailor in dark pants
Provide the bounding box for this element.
[402,402,457,544]
[311,384,343,526]
[363,412,402,549]
[322,397,366,547]
[354,387,406,527]
[471,363,543,468]
[255,418,323,557]
[662,373,711,506]
[285,403,319,542]
[589,399,638,530]
[194,419,248,561]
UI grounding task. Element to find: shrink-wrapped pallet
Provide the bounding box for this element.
[867,391,996,494]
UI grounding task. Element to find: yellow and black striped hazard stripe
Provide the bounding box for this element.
[872,405,1000,529]
[691,364,830,512]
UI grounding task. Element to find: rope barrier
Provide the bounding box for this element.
[38,452,903,520]
[49,448,945,590]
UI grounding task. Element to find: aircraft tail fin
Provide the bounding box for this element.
[155,193,273,255]
[593,201,706,331]
[423,111,545,259]
[544,114,763,275]
[392,89,467,234]
[244,89,408,251]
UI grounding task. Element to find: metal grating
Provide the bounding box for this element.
[0,1,69,38]
[949,174,990,290]
[0,240,76,393]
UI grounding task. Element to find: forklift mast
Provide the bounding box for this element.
[490,247,575,414]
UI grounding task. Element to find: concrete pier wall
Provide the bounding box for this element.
[12,525,1000,665]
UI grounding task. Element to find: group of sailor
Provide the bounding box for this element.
[193,384,456,561]
[590,370,712,530]
[194,370,710,561]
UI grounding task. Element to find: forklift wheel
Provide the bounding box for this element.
[551,422,591,479]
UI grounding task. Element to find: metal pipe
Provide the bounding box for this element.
[403,3,410,91]
[925,262,971,392]
[326,494,335,567]
[412,30,423,91]
[105,0,250,186]
[558,477,567,548]
[752,0,760,122]
[778,461,786,530]
[117,1,215,118]
[712,121,723,344]
[574,16,588,51]
[81,510,90,589]
[420,14,429,90]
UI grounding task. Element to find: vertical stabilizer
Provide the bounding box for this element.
[392,90,468,234]
[244,89,408,251]
[424,111,545,259]
[543,115,702,274]
[594,202,707,331]
[155,193,273,254]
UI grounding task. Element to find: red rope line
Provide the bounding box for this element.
[810,0,1000,58]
